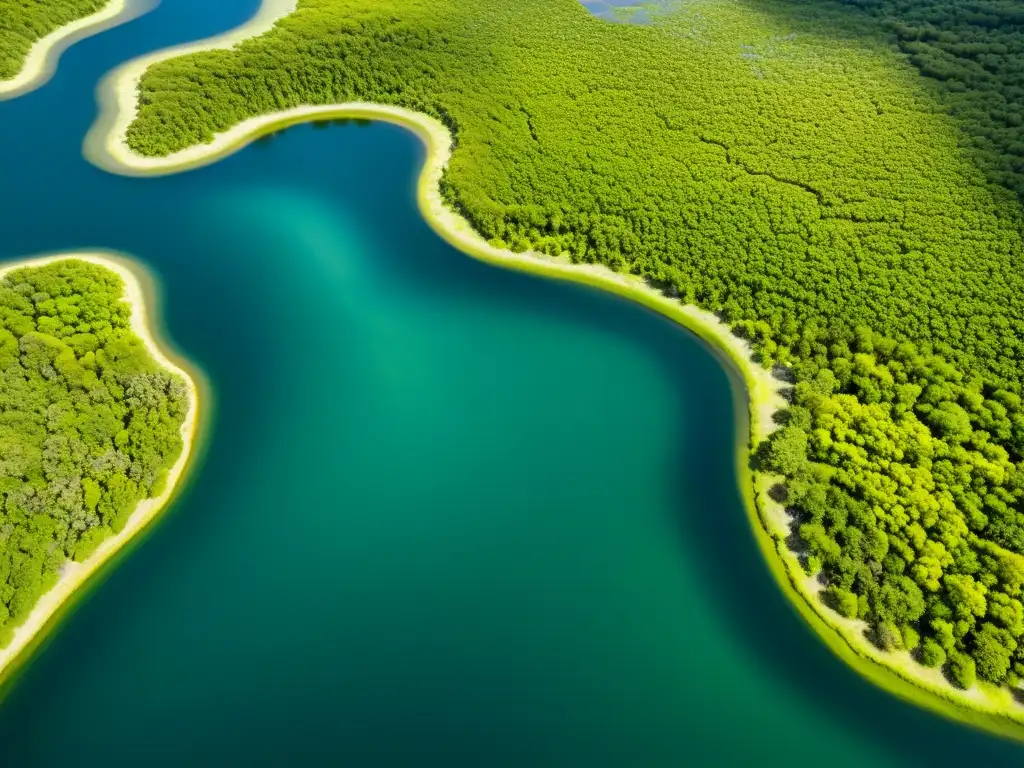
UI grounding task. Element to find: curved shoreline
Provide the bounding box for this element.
[83,0,297,168]
[82,0,1024,741]
[0,252,202,688]
[0,0,153,101]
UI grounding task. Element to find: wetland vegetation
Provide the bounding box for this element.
[55,0,1024,722]
[0,259,188,647]
[0,0,109,79]
[123,0,1024,705]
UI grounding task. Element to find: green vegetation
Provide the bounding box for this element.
[0,0,107,79]
[0,260,187,646]
[765,327,1024,688]
[831,0,1024,202]
[124,0,1024,696]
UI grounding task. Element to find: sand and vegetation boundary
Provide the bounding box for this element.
[0,252,202,689]
[0,0,151,100]
[81,0,1024,741]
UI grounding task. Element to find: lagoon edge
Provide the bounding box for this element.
[79,0,1024,742]
[0,252,205,696]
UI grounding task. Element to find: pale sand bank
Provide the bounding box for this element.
[0,0,151,100]
[0,253,200,681]
[81,0,1024,736]
[84,0,297,170]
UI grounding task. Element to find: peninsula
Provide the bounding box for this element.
[0,0,148,99]
[0,254,199,682]
[87,0,1024,740]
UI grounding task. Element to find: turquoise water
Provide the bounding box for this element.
[1,1,1024,764]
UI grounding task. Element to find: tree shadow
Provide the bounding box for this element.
[738,0,1024,204]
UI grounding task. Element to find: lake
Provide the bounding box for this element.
[0,0,1022,763]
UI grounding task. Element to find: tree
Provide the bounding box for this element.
[946,651,977,689]
[763,426,808,477]
[972,622,1016,683]
[825,586,859,618]
[920,638,946,668]
[874,622,904,652]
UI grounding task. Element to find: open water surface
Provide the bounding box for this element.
[0,1,1023,764]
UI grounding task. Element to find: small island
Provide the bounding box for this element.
[0,255,198,679]
[0,0,141,98]
[86,0,1024,740]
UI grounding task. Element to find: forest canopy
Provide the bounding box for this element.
[0,0,107,80]
[0,260,187,646]
[831,0,1024,201]
[124,0,1024,692]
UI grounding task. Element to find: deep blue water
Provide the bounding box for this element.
[0,1,1023,764]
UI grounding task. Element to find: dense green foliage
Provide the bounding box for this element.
[764,325,1024,686]
[0,0,106,79]
[125,0,1024,691]
[0,261,187,645]
[834,0,1024,201]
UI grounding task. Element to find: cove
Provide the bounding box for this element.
[0,0,1023,764]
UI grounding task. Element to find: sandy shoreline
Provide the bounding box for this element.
[0,0,151,100]
[0,252,200,682]
[84,0,297,171]
[81,0,1024,739]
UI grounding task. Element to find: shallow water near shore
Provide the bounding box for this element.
[1,0,1024,764]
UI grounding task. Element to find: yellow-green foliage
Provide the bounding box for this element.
[810,0,1024,201]
[768,327,1024,688]
[0,0,106,79]
[128,0,1024,385]
[0,261,187,644]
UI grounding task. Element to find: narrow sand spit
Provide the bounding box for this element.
[0,253,200,680]
[0,0,151,100]
[84,0,297,169]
